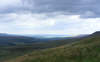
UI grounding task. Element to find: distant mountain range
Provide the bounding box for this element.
[0,33,40,46]
[23,34,72,38]
[0,33,88,46]
[0,31,98,46]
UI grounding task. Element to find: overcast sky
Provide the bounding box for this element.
[0,0,100,35]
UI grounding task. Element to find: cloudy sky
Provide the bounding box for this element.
[0,0,100,35]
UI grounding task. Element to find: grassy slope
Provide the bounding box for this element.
[4,35,100,62]
[0,37,78,62]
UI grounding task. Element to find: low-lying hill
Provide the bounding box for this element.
[4,31,100,62]
[0,33,74,46]
[0,33,40,46]
[0,33,81,61]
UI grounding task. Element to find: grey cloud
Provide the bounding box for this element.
[0,0,100,18]
[27,0,100,18]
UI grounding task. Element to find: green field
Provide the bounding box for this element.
[1,32,100,62]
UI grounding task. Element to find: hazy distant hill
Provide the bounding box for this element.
[0,33,79,46]
[0,34,41,46]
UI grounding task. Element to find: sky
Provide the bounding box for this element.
[0,0,100,35]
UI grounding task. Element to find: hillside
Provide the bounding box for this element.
[0,34,80,62]
[3,31,100,62]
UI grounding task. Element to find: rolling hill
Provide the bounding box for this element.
[0,33,74,46]
[0,33,80,62]
[0,33,40,46]
[2,31,100,62]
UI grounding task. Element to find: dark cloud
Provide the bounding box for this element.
[26,0,100,18]
[0,0,100,18]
